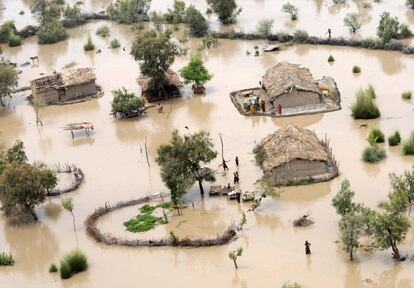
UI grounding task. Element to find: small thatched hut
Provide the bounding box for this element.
[256,125,338,186]
[31,68,101,104]
[138,69,183,102]
[230,62,341,117]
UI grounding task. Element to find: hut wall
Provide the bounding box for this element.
[34,88,60,104]
[272,90,320,108]
[63,82,97,101]
[271,159,328,180]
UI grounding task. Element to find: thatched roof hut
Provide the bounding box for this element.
[61,68,96,87]
[138,69,183,102]
[258,125,338,186]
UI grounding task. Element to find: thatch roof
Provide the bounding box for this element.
[138,69,183,93]
[260,125,329,172]
[262,62,321,99]
[31,68,95,92]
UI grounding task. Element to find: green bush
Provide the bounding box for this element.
[124,213,167,232]
[0,21,17,43]
[388,131,401,146]
[253,144,265,166]
[277,32,291,43]
[366,84,376,99]
[62,5,86,28]
[49,263,58,273]
[63,250,88,274]
[111,88,145,117]
[292,30,309,43]
[0,252,14,266]
[106,0,151,24]
[139,204,157,214]
[110,38,121,49]
[59,260,72,279]
[361,37,382,49]
[399,23,413,38]
[96,25,110,37]
[328,55,335,62]
[37,21,68,44]
[362,145,386,163]
[402,133,414,155]
[402,91,412,100]
[186,5,208,37]
[8,33,21,47]
[351,88,381,119]
[352,65,361,73]
[83,34,95,51]
[368,128,385,143]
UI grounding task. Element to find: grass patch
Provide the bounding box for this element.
[59,260,72,279]
[388,131,401,146]
[402,91,412,100]
[328,55,335,62]
[139,204,157,214]
[352,65,361,73]
[0,252,14,266]
[368,127,385,143]
[110,38,120,49]
[83,34,95,51]
[49,263,58,273]
[366,84,376,99]
[362,145,386,163]
[124,213,167,232]
[402,133,414,155]
[351,88,380,119]
[59,250,88,279]
[253,144,265,166]
[96,25,110,37]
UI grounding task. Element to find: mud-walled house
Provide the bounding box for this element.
[255,125,338,186]
[31,68,100,105]
[138,69,183,102]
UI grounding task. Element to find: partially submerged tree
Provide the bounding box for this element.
[389,168,414,213]
[332,180,357,216]
[156,130,217,196]
[107,0,152,24]
[61,197,78,243]
[32,95,46,126]
[256,19,274,42]
[339,211,365,261]
[62,4,86,28]
[164,0,187,24]
[131,29,178,98]
[111,88,145,118]
[344,13,361,33]
[377,12,399,44]
[282,2,298,20]
[0,62,19,107]
[228,247,243,269]
[186,5,208,37]
[206,0,241,24]
[0,140,27,174]
[180,54,212,94]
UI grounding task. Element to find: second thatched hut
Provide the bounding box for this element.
[254,125,338,186]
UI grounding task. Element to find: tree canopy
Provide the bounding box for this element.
[107,0,152,24]
[206,0,241,24]
[377,12,399,43]
[186,5,208,37]
[332,180,356,216]
[180,54,212,91]
[0,62,19,107]
[256,19,274,41]
[344,13,361,33]
[111,88,145,117]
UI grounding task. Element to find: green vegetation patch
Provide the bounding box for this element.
[402,91,412,100]
[362,145,386,163]
[0,252,14,266]
[402,133,414,155]
[253,144,265,166]
[59,250,88,279]
[388,131,401,146]
[124,202,171,233]
[351,88,380,119]
[368,127,385,143]
[49,263,58,273]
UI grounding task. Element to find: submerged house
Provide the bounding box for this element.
[138,69,183,102]
[230,62,341,117]
[256,125,338,186]
[31,68,100,105]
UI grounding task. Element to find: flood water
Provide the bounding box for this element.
[1,1,414,287]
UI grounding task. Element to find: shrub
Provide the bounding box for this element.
[292,30,309,43]
[0,21,19,45]
[361,37,382,49]
[59,260,72,279]
[37,21,68,44]
[377,12,399,44]
[111,88,145,117]
[253,144,265,166]
[124,213,167,232]
[169,231,179,245]
[106,0,151,24]
[328,55,335,62]
[352,65,361,73]
[206,0,241,24]
[8,33,22,47]
[277,32,291,43]
[63,250,88,274]
[399,23,413,38]
[49,263,58,273]
[110,38,121,49]
[83,34,95,51]
[186,5,208,37]
[62,4,86,27]
[202,34,218,48]
[402,91,412,100]
[388,131,401,146]
[351,89,381,119]
[362,145,386,163]
[0,252,14,266]
[366,84,376,99]
[402,133,414,155]
[96,25,110,37]
[368,128,385,143]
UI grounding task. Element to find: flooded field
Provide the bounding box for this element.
[1,1,414,287]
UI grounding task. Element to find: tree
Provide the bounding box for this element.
[344,13,361,33]
[107,0,152,24]
[164,0,186,24]
[186,5,208,37]
[30,0,61,25]
[180,54,212,94]
[389,168,414,213]
[339,211,365,260]
[256,19,274,42]
[206,0,241,24]
[62,5,86,28]
[228,247,243,269]
[0,62,18,107]
[61,198,77,238]
[131,29,178,97]
[0,140,27,174]
[282,2,298,20]
[0,162,56,221]
[377,12,399,44]
[32,95,46,126]
[36,20,68,44]
[156,130,217,196]
[332,180,357,216]
[111,88,145,117]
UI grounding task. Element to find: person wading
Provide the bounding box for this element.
[222,159,229,171]
[235,156,239,167]
[305,240,312,255]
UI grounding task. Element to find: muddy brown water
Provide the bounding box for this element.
[1,7,414,288]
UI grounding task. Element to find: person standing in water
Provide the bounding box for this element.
[222,159,229,171]
[305,241,312,255]
[235,156,239,167]
[326,28,332,39]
